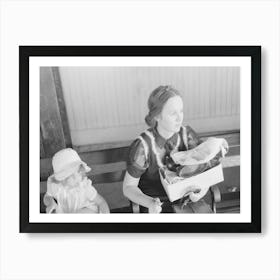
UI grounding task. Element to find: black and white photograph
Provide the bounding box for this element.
[20,46,261,232]
[40,66,240,214]
[3,1,280,279]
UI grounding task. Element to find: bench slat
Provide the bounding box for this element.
[88,171,125,184]
[40,132,240,212]
[41,155,239,182]
[40,155,240,193]
[41,144,240,181]
[40,148,129,180]
[221,155,240,168]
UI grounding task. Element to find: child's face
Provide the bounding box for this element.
[156,96,184,134]
[63,165,86,188]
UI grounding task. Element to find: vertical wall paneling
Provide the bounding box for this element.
[58,67,240,146]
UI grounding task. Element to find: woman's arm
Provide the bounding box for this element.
[93,193,110,213]
[123,171,162,213]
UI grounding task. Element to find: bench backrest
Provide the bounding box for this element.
[40,131,240,213]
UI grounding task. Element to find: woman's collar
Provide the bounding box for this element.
[152,126,179,149]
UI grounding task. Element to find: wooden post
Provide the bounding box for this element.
[52,67,72,148]
[40,67,66,157]
[40,129,45,159]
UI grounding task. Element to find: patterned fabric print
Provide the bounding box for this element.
[164,134,181,156]
[186,126,202,149]
[126,125,201,199]
[181,126,188,150]
[127,138,149,178]
[144,130,164,168]
[137,136,149,160]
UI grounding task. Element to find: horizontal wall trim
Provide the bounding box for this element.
[70,116,240,147]
[74,129,240,153]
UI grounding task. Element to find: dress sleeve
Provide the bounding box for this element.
[126,138,149,178]
[186,125,203,149]
[46,176,60,198]
[84,179,98,201]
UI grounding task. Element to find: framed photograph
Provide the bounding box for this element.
[20,46,261,233]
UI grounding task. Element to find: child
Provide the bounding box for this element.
[43,148,110,214]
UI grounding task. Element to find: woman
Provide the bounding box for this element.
[123,85,208,213]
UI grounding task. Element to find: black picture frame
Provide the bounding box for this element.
[20,46,261,233]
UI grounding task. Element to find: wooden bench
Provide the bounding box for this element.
[40,130,240,213]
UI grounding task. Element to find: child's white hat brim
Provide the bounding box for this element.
[54,161,91,181]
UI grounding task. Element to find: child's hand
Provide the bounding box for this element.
[43,194,57,213]
[148,198,162,213]
[92,193,110,214]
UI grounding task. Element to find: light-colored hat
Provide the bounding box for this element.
[52,148,91,181]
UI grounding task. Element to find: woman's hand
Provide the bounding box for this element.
[123,172,162,211]
[188,185,209,202]
[221,139,229,157]
[148,197,163,213]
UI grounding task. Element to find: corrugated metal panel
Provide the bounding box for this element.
[59,67,240,146]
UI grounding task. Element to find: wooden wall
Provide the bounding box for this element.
[59,66,240,146]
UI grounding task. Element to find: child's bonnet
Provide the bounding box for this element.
[44,148,97,213]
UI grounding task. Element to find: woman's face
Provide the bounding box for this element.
[156,95,184,134]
